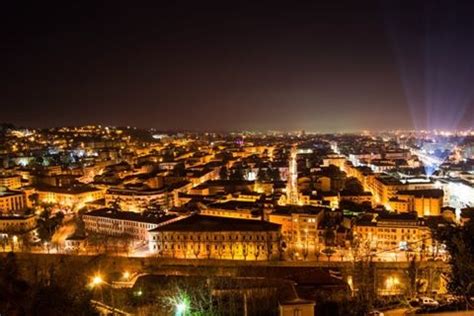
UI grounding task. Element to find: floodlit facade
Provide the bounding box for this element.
[149,215,282,260]
[0,189,26,213]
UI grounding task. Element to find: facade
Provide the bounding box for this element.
[279,299,315,316]
[105,187,169,212]
[268,206,325,260]
[200,200,262,220]
[322,154,347,170]
[392,189,443,217]
[149,214,282,260]
[0,174,22,189]
[64,235,87,252]
[83,208,179,242]
[371,175,406,207]
[0,214,36,233]
[339,191,373,206]
[37,185,104,209]
[353,212,432,252]
[0,189,26,213]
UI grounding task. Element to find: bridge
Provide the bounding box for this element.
[111,272,149,289]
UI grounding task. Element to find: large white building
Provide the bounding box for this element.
[83,208,180,242]
[0,188,26,213]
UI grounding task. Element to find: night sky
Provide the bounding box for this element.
[1,1,473,132]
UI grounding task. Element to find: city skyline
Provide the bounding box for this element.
[1,1,473,132]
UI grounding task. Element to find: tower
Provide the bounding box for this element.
[286,146,299,205]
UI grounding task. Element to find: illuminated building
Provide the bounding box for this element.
[392,189,443,216]
[353,212,432,252]
[339,191,373,206]
[322,154,347,171]
[105,186,171,212]
[83,208,179,242]
[200,200,263,220]
[64,235,87,252]
[0,214,36,233]
[370,175,434,208]
[268,206,325,260]
[37,185,104,209]
[0,188,26,213]
[149,214,281,260]
[0,173,22,189]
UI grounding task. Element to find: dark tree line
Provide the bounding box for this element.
[0,252,98,316]
[432,216,474,300]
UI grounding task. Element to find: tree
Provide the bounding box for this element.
[28,193,39,206]
[343,177,364,194]
[433,220,474,301]
[256,168,269,182]
[268,167,281,181]
[0,252,30,315]
[323,228,336,246]
[108,197,123,210]
[219,166,229,180]
[351,258,377,314]
[322,247,336,262]
[339,200,372,212]
[315,247,321,262]
[229,166,244,181]
[37,209,64,244]
[407,256,419,296]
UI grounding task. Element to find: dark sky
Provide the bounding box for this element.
[1,1,472,132]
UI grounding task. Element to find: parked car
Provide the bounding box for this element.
[367,311,384,316]
[419,297,439,307]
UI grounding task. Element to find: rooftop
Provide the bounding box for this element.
[84,208,177,224]
[150,214,280,232]
[36,185,101,194]
[397,189,444,198]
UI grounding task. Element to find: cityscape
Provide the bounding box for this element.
[1,2,474,316]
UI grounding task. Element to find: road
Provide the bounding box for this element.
[384,308,410,316]
[384,308,474,316]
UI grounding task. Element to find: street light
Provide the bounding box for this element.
[90,275,104,287]
[89,274,116,315]
[122,271,130,280]
[12,235,18,251]
[176,301,188,315]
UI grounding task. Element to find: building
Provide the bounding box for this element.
[0,214,36,233]
[267,205,325,260]
[149,214,281,260]
[339,191,373,206]
[353,212,432,253]
[37,185,104,210]
[200,200,263,220]
[322,154,347,170]
[64,235,87,252]
[279,298,315,316]
[0,188,27,213]
[0,173,22,189]
[83,208,179,242]
[370,175,434,208]
[371,175,405,207]
[392,189,443,217]
[105,186,170,212]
